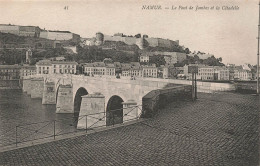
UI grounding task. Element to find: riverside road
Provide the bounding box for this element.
[0,92,259,166]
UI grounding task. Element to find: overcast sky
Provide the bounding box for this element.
[0,0,258,65]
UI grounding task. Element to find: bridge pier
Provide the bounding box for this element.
[31,78,44,99]
[22,78,31,93]
[42,82,56,105]
[77,93,105,129]
[56,85,73,113]
[122,100,138,122]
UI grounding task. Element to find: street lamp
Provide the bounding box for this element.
[257,1,260,94]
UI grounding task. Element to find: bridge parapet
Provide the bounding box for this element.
[142,85,192,118]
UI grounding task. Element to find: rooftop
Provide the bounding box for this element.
[0,65,21,69]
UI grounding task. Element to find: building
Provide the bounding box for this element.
[36,60,77,75]
[26,49,32,64]
[140,51,186,65]
[52,61,77,74]
[234,69,252,81]
[83,62,106,76]
[142,64,158,78]
[121,63,131,77]
[105,64,116,76]
[0,65,21,80]
[40,31,80,42]
[184,64,200,79]
[129,62,142,78]
[114,62,122,74]
[146,51,186,65]
[18,26,41,37]
[159,52,186,64]
[36,60,52,74]
[140,54,150,63]
[0,24,20,35]
[0,24,41,37]
[197,66,216,80]
[157,65,169,79]
[20,65,36,78]
[184,64,229,81]
[214,67,229,81]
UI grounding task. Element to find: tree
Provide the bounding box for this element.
[203,56,224,66]
[29,58,36,65]
[149,55,166,67]
[134,34,141,38]
[184,48,190,54]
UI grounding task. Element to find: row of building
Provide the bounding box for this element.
[0,60,77,80]
[183,64,253,81]
[140,52,214,65]
[83,62,168,78]
[0,61,256,81]
[0,65,36,80]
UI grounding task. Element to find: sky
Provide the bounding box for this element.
[0,0,259,65]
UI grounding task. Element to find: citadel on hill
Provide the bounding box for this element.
[81,32,179,50]
[0,24,179,50]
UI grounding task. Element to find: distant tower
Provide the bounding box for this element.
[26,49,32,64]
[95,32,104,46]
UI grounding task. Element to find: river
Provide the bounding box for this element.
[0,89,77,147]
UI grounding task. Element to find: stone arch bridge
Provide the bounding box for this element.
[22,74,193,128]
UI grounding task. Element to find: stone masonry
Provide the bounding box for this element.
[77,93,106,129]
[30,78,44,99]
[56,84,73,113]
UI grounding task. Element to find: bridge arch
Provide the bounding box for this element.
[106,95,124,126]
[74,87,88,117]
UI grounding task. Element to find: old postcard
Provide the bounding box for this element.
[0,0,259,165]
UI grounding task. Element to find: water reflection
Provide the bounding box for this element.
[0,89,76,146]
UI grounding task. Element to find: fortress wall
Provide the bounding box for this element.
[104,35,125,42]
[40,31,73,40]
[124,37,137,45]
[145,38,159,47]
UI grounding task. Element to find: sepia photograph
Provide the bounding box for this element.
[0,0,259,165]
